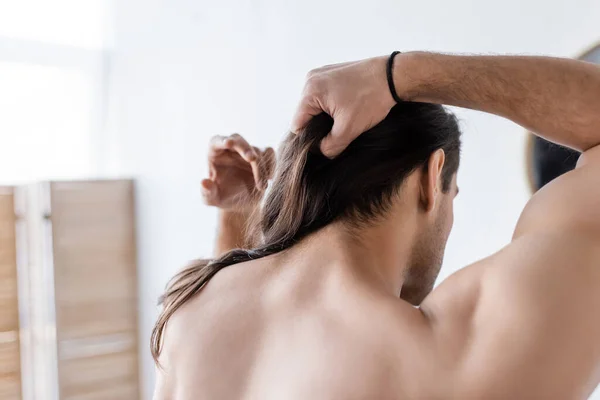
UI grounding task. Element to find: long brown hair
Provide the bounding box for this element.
[151,102,461,363]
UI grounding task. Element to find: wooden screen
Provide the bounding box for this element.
[0,187,22,399]
[49,180,139,400]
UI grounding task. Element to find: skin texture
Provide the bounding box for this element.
[155,54,600,399]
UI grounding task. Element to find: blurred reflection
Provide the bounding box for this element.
[525,42,600,192]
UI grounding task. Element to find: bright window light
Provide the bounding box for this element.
[0,0,112,49]
[0,62,94,182]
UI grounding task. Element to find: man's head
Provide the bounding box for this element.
[259,102,461,303]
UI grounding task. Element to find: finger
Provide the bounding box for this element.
[201,178,212,190]
[208,134,256,161]
[239,146,261,190]
[224,134,258,163]
[290,96,323,134]
[320,118,359,158]
[208,159,217,180]
[249,159,261,190]
[208,135,229,154]
[201,179,219,206]
[208,150,253,170]
[249,146,265,189]
[208,135,235,162]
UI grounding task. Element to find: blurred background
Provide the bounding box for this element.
[0,0,598,399]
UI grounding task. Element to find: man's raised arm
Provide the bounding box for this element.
[395,52,600,151]
[292,53,600,156]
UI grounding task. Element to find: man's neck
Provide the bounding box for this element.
[282,212,420,298]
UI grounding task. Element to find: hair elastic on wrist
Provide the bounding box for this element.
[387,51,402,103]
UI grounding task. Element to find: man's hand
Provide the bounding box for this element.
[202,134,275,255]
[291,56,396,158]
[201,134,275,213]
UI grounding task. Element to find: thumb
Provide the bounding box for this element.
[291,96,323,134]
[320,119,356,158]
[201,179,218,206]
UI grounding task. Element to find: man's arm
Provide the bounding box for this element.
[292,53,600,156]
[395,52,600,151]
[214,210,253,256]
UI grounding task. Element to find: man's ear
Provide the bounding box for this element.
[419,149,446,212]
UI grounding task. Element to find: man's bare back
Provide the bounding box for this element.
[159,182,600,399]
[158,235,474,399]
[154,53,600,399]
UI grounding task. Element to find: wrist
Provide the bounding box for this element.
[215,209,255,255]
[218,209,253,226]
[391,51,430,102]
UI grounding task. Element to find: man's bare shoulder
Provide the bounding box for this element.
[426,144,600,330]
[423,231,600,310]
[156,258,274,399]
[164,257,272,336]
[419,248,491,329]
[421,150,600,398]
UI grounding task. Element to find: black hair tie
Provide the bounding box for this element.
[387,51,402,103]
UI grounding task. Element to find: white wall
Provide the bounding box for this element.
[105,1,600,398]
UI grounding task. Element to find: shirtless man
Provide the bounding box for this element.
[154,53,600,399]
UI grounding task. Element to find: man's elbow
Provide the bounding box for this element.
[577,143,600,168]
